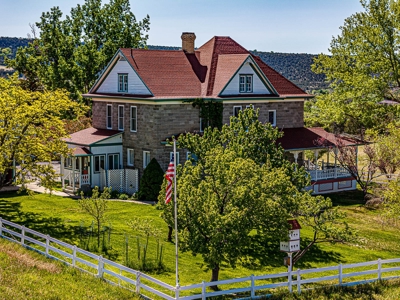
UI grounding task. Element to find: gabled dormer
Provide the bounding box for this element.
[90,50,153,96]
[218,55,278,97]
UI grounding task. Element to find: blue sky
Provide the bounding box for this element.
[0,0,363,54]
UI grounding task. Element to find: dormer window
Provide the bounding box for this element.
[118,73,128,92]
[239,74,253,93]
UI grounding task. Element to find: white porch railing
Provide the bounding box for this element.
[2,217,400,299]
[307,167,352,181]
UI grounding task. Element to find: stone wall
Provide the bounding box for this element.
[222,101,304,128]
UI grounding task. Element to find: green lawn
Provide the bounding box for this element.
[0,237,138,300]
[0,189,400,293]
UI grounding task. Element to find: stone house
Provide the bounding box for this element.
[62,32,359,195]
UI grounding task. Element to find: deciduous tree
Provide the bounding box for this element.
[0,74,79,190]
[309,0,400,133]
[7,0,150,102]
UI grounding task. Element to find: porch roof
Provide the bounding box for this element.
[72,147,92,156]
[65,127,122,146]
[278,127,363,151]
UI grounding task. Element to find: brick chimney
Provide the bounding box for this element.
[181,32,196,53]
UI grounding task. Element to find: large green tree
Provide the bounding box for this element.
[0,74,79,190]
[7,0,150,101]
[158,108,354,287]
[309,0,400,133]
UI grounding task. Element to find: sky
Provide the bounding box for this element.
[0,0,363,54]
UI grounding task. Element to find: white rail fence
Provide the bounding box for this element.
[1,217,400,299]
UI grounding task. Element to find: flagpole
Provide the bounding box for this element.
[173,139,180,289]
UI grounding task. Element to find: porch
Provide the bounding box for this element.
[278,127,361,195]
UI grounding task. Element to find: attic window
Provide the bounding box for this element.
[118,74,128,92]
[239,74,252,93]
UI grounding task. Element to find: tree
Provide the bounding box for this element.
[7,0,150,102]
[158,108,354,288]
[309,0,400,133]
[137,158,164,201]
[0,74,79,190]
[79,186,111,249]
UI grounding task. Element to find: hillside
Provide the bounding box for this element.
[0,37,328,91]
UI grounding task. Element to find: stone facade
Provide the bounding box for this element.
[92,99,304,174]
[222,101,304,128]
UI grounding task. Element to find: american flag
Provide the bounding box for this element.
[165,154,175,204]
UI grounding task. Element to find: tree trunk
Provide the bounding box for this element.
[167,225,173,242]
[210,264,220,291]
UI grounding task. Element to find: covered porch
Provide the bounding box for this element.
[61,147,92,193]
[278,127,360,194]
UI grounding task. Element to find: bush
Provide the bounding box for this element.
[138,158,164,202]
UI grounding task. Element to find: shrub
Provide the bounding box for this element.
[137,158,164,202]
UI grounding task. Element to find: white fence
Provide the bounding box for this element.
[1,217,400,299]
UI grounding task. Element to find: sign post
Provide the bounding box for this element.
[280,220,301,292]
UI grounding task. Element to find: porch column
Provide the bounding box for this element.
[314,150,319,181]
[291,151,300,170]
[334,148,338,178]
[72,157,76,191]
[61,155,65,189]
[79,157,82,187]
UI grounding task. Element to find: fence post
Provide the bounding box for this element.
[0,217,2,236]
[339,263,343,285]
[202,281,206,300]
[136,271,141,294]
[46,235,50,256]
[175,284,180,300]
[21,225,25,245]
[251,274,255,298]
[72,245,77,267]
[297,269,301,294]
[288,269,292,293]
[378,258,382,280]
[97,255,104,278]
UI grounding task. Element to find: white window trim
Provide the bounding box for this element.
[106,104,112,129]
[186,152,191,160]
[233,106,242,118]
[268,110,277,127]
[127,148,134,166]
[130,106,137,132]
[239,74,253,93]
[246,104,254,109]
[107,153,120,170]
[143,151,150,169]
[94,155,105,173]
[170,152,180,165]
[118,105,124,130]
[118,73,128,93]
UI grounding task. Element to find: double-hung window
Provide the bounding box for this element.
[268,110,277,127]
[118,73,128,92]
[106,104,112,129]
[143,151,150,169]
[130,106,137,132]
[233,106,242,118]
[239,74,253,93]
[108,154,120,170]
[127,148,134,166]
[94,155,105,173]
[118,105,124,130]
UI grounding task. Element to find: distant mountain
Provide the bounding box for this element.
[0,37,328,91]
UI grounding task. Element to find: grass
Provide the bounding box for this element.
[0,237,138,300]
[1,189,400,295]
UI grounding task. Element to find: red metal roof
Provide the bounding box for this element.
[278,127,362,150]
[93,36,311,99]
[65,127,122,146]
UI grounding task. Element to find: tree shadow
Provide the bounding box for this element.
[240,238,343,270]
[324,190,365,207]
[0,197,81,244]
